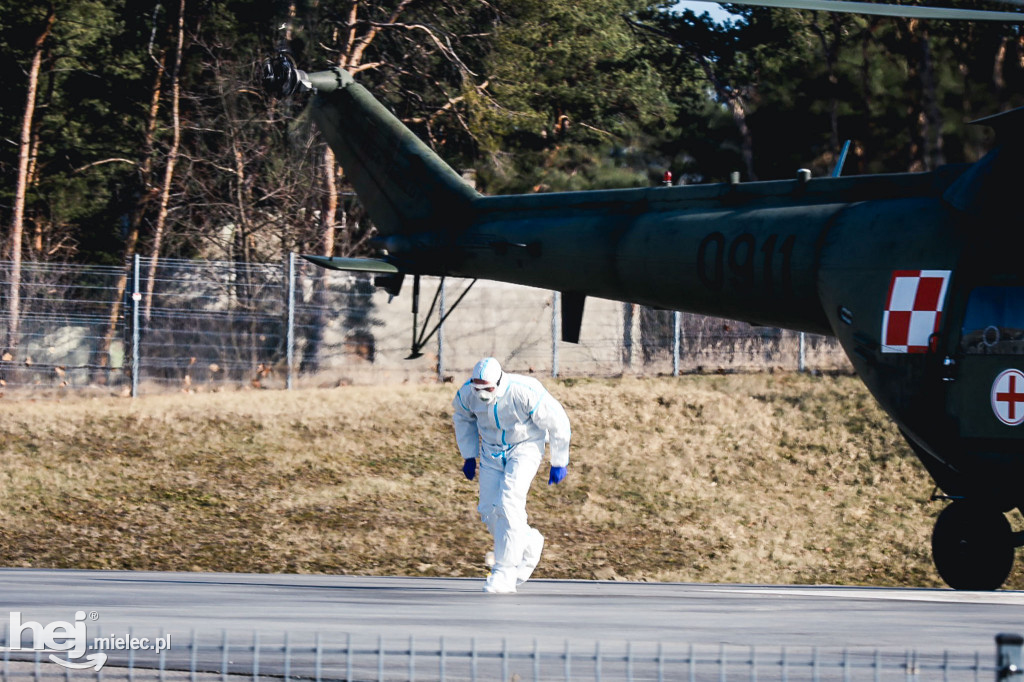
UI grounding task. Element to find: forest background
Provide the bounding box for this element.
[3,0,1024,321]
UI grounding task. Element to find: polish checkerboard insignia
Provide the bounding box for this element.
[881,270,951,353]
[992,369,1024,426]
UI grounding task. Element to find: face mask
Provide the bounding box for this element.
[475,388,496,404]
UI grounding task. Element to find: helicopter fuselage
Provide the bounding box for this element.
[396,167,1021,512]
[282,61,1024,588]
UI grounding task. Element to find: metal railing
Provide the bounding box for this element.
[1,628,1021,681]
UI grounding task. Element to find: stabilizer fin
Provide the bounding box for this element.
[301,255,399,273]
[301,255,405,297]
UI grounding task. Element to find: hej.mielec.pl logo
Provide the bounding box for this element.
[5,611,172,671]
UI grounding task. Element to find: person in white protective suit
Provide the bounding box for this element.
[452,357,571,594]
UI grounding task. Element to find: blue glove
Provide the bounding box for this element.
[548,466,567,485]
[462,457,477,481]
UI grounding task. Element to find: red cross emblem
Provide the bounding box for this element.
[991,369,1024,426]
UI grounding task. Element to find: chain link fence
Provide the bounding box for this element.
[0,257,850,396]
[2,627,1021,682]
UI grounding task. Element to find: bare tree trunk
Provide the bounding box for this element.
[227,98,258,375]
[144,0,186,323]
[27,127,44,256]
[318,0,414,258]
[316,0,357,262]
[303,1,413,373]
[728,95,757,182]
[691,52,756,181]
[860,21,874,120]
[897,18,943,172]
[301,147,339,374]
[5,8,55,355]
[321,147,339,257]
[994,37,1009,112]
[810,14,842,157]
[917,27,944,171]
[94,51,167,381]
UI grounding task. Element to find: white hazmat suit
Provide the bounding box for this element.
[453,358,571,593]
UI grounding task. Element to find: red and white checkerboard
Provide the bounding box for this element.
[881,270,951,353]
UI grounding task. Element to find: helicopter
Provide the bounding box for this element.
[261,0,1024,590]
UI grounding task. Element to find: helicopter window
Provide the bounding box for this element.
[961,287,1024,354]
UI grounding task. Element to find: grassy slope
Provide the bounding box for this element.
[1,373,1021,588]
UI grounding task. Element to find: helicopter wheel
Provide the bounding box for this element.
[931,501,1014,591]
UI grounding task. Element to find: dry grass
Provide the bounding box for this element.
[1,373,1021,589]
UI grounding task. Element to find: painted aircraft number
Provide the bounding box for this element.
[697,232,796,295]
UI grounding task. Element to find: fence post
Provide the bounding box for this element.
[996,633,1023,681]
[131,254,141,398]
[286,253,296,390]
[623,303,639,373]
[252,631,260,682]
[552,291,560,378]
[798,331,806,373]
[673,311,681,377]
[438,278,445,381]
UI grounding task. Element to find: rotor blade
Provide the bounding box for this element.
[722,0,1024,21]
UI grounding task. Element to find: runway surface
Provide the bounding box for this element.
[2,569,1023,653]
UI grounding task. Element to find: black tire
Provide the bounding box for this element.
[931,502,1015,591]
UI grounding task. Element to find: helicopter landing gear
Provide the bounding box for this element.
[931,501,1015,591]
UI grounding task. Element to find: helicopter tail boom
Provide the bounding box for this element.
[308,68,480,238]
